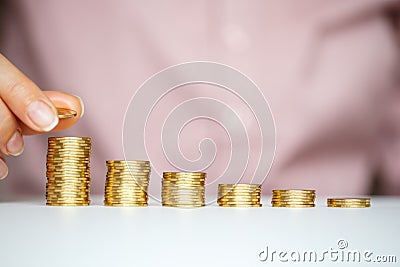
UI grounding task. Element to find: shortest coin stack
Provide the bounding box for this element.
[218,184,262,207]
[162,172,206,207]
[272,189,316,208]
[46,137,92,206]
[327,198,370,208]
[104,160,150,206]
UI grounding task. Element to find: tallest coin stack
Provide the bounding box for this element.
[46,137,92,206]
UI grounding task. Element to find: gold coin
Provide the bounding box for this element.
[47,153,90,157]
[162,195,204,200]
[46,176,90,180]
[56,107,78,119]
[106,177,149,181]
[46,198,90,202]
[218,203,262,207]
[162,195,204,199]
[271,201,315,206]
[219,195,261,199]
[272,196,314,200]
[48,140,91,144]
[46,187,89,192]
[271,195,315,199]
[46,167,90,171]
[163,176,206,180]
[327,197,370,202]
[219,184,261,188]
[219,187,261,192]
[162,194,204,198]
[107,169,150,173]
[47,144,91,149]
[48,137,91,141]
[163,172,206,176]
[105,182,148,187]
[273,190,315,194]
[104,200,147,204]
[104,203,148,207]
[106,159,150,164]
[104,191,147,197]
[47,179,90,184]
[47,190,89,194]
[328,204,370,208]
[162,196,204,200]
[104,196,147,199]
[46,199,89,202]
[163,175,206,180]
[46,203,90,206]
[46,161,90,166]
[162,182,205,186]
[161,199,204,202]
[106,173,150,177]
[46,200,89,202]
[271,205,314,208]
[162,183,205,188]
[105,194,147,198]
[162,203,205,208]
[107,163,150,167]
[105,182,148,186]
[219,193,261,197]
[104,195,147,199]
[105,186,148,191]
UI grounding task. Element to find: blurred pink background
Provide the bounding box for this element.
[0,0,399,196]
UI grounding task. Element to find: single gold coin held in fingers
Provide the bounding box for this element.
[57,108,78,119]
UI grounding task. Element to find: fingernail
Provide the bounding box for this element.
[0,159,8,180]
[73,95,85,118]
[27,100,59,131]
[6,130,24,156]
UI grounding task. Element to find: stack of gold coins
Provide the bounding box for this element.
[217,184,262,207]
[46,137,91,206]
[327,198,370,208]
[271,189,315,208]
[162,172,206,207]
[104,160,150,206]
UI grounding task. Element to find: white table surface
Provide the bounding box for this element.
[0,196,399,267]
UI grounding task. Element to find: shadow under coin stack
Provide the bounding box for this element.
[162,172,206,207]
[271,189,315,208]
[217,184,262,207]
[327,198,370,208]
[104,160,150,206]
[46,137,92,206]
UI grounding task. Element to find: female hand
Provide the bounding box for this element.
[0,53,84,179]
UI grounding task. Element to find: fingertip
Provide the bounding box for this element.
[0,158,8,180]
[73,95,85,119]
[6,129,25,156]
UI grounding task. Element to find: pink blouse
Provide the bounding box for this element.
[0,0,399,197]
